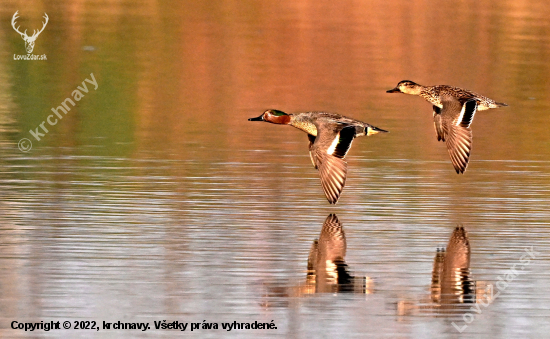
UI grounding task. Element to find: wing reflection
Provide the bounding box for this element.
[431,226,476,309]
[261,214,372,307]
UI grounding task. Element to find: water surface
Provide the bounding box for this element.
[1,1,549,338]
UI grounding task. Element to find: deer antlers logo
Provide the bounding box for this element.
[11,10,49,54]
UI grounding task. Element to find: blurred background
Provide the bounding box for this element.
[0,0,549,338]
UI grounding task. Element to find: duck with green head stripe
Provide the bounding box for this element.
[249,109,388,204]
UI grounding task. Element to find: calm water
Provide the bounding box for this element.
[1,1,550,338]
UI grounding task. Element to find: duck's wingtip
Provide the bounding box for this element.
[327,195,340,204]
[455,168,466,174]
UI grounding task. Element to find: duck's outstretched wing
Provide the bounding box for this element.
[442,98,477,174]
[313,150,348,204]
[311,125,356,204]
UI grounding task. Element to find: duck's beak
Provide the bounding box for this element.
[367,126,389,135]
[386,87,400,93]
[248,114,264,121]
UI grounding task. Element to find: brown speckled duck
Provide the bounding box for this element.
[387,80,508,173]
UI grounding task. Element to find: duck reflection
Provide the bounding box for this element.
[398,225,484,316]
[305,214,368,293]
[261,214,372,307]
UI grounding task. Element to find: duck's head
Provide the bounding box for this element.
[248,109,291,125]
[386,80,422,95]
